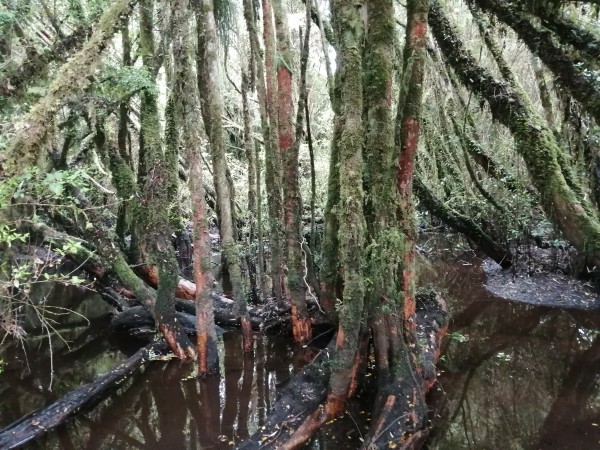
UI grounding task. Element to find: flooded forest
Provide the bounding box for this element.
[0,0,599,448]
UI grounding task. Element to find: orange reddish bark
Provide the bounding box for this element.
[396,118,420,196]
[138,265,196,300]
[324,392,346,417]
[197,330,209,373]
[241,316,253,352]
[159,323,195,360]
[291,303,312,343]
[369,395,397,440]
[278,407,330,450]
[277,67,294,152]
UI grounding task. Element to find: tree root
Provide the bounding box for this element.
[241,292,448,449]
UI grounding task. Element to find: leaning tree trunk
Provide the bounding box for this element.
[3,0,137,176]
[472,0,600,125]
[430,0,600,270]
[197,0,253,351]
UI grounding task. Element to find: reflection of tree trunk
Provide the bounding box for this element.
[428,305,548,447]
[255,334,268,425]
[0,342,165,449]
[222,332,242,438]
[84,366,151,450]
[236,352,256,441]
[194,377,221,448]
[152,363,187,449]
[137,385,158,447]
[536,336,600,450]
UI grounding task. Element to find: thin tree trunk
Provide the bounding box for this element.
[242,70,259,301]
[197,0,253,352]
[242,0,274,302]
[172,0,219,373]
[274,0,312,343]
[261,0,286,304]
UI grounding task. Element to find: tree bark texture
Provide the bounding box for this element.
[197,0,253,352]
[171,0,220,373]
[472,0,600,124]
[261,0,286,304]
[275,0,313,343]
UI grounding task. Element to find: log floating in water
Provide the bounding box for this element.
[0,341,167,450]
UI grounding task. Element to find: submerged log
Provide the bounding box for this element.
[0,341,166,450]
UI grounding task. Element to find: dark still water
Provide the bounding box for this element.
[1,243,599,449]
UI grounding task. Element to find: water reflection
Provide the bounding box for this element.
[425,252,600,450]
[4,330,298,450]
[2,243,600,449]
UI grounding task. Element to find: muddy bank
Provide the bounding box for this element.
[483,258,600,310]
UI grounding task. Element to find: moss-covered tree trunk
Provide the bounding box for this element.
[323,0,366,418]
[4,0,136,176]
[272,0,312,343]
[473,0,600,124]
[131,0,196,360]
[171,0,219,374]
[242,70,260,301]
[430,0,600,270]
[242,0,269,300]
[197,0,252,352]
[261,0,286,304]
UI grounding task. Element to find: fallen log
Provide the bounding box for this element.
[110,305,226,338]
[0,341,167,450]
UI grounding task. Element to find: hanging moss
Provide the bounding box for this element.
[4,0,136,176]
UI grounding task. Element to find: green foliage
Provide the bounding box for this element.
[0,167,91,209]
[0,8,15,28]
[100,65,156,100]
[448,331,467,343]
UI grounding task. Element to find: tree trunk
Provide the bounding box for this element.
[171,0,220,373]
[275,0,313,343]
[324,0,366,418]
[261,0,286,304]
[197,0,253,352]
[473,0,600,124]
[242,71,259,302]
[131,0,196,360]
